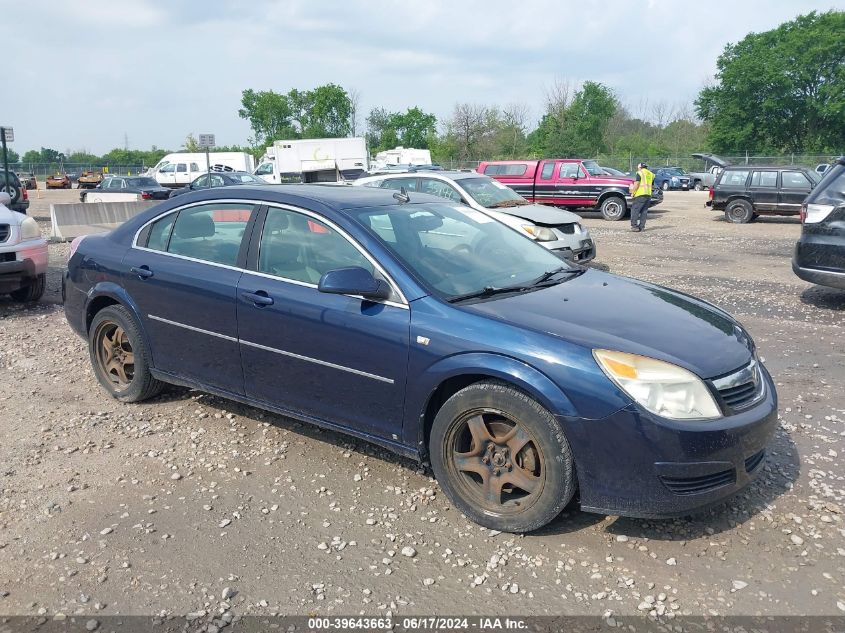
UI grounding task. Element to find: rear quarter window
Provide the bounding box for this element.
[483,164,527,176]
[720,170,751,187]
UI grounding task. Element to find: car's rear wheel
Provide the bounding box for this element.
[694,181,703,191]
[89,305,164,403]
[599,196,626,221]
[9,273,45,302]
[430,381,576,533]
[5,183,22,204]
[725,199,754,224]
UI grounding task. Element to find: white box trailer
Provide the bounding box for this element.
[147,152,256,188]
[254,138,368,184]
[372,146,432,170]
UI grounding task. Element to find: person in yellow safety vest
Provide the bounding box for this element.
[629,162,654,232]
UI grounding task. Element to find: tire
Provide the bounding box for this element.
[725,199,754,224]
[4,183,21,204]
[429,380,576,533]
[694,181,703,191]
[599,196,627,221]
[88,305,164,403]
[661,181,670,191]
[9,273,45,302]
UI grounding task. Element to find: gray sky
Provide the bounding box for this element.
[5,0,843,155]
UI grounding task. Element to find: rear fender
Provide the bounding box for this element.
[407,352,578,449]
[85,283,152,359]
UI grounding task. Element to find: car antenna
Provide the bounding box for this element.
[393,186,410,204]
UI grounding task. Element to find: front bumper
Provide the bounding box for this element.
[551,239,596,263]
[560,364,778,518]
[0,239,48,293]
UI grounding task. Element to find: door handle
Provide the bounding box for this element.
[130,266,154,279]
[241,291,274,307]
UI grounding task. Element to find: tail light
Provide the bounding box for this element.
[68,235,87,261]
[22,188,28,200]
[708,187,713,200]
[140,191,152,200]
[800,203,807,223]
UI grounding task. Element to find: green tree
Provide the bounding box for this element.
[238,88,298,147]
[21,150,41,164]
[303,83,353,137]
[533,82,617,157]
[366,107,437,152]
[183,133,200,152]
[2,148,20,164]
[696,11,845,153]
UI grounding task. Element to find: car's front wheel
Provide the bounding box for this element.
[430,381,576,533]
[89,305,164,402]
[9,273,45,302]
[661,181,670,191]
[725,199,754,224]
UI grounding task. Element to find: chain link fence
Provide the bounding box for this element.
[8,163,148,178]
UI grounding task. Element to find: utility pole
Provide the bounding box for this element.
[1,126,13,196]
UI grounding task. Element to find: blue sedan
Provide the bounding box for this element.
[64,185,777,532]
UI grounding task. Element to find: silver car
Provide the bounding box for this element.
[354,170,595,263]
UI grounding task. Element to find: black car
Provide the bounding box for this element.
[169,171,267,197]
[708,165,822,223]
[0,171,30,214]
[80,176,171,202]
[792,157,845,290]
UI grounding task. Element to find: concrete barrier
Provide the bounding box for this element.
[50,201,160,240]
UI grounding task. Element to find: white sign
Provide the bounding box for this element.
[198,133,215,149]
[1,127,13,143]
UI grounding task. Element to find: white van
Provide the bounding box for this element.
[148,152,256,188]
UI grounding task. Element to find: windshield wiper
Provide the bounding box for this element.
[487,199,530,208]
[530,266,585,286]
[447,285,532,304]
[447,268,585,304]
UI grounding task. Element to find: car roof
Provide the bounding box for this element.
[193,184,446,210]
[723,165,808,171]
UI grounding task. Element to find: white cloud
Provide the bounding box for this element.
[4,0,841,154]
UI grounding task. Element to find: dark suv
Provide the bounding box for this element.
[792,157,845,290]
[708,165,821,223]
[0,171,30,214]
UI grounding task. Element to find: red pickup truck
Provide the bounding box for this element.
[477,159,663,221]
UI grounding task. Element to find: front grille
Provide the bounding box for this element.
[745,449,766,473]
[0,252,15,263]
[0,224,9,243]
[712,360,764,412]
[660,468,736,495]
[556,223,576,235]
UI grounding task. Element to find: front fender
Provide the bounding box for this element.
[405,351,578,448]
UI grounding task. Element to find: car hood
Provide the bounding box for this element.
[691,153,730,168]
[0,205,26,225]
[489,203,583,225]
[462,269,752,379]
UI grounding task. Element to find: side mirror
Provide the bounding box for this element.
[318,266,391,300]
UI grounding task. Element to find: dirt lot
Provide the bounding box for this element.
[1,189,843,620]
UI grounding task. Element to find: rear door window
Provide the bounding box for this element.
[145,203,255,266]
[750,171,778,187]
[721,170,750,186]
[419,178,462,202]
[176,164,188,173]
[380,177,418,192]
[540,163,555,179]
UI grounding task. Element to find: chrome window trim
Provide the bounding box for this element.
[130,198,409,308]
[240,339,394,384]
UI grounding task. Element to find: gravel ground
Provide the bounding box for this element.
[0,188,843,620]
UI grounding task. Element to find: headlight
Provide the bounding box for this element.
[521,224,557,242]
[19,217,41,240]
[671,177,679,184]
[593,349,721,420]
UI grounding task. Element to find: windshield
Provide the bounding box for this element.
[664,168,688,176]
[458,177,526,207]
[583,160,605,176]
[230,174,264,183]
[352,202,571,300]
